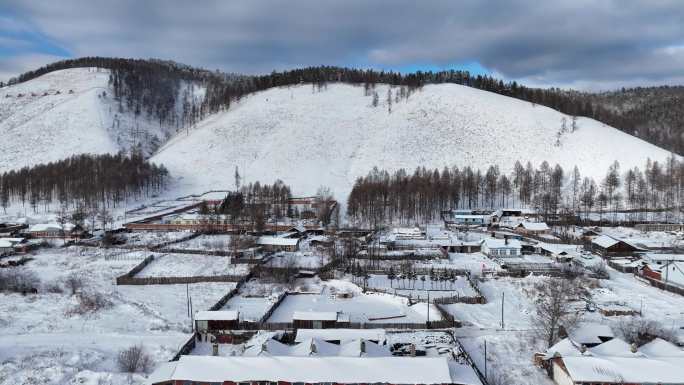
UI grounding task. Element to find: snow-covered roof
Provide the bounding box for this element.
[149,355,455,384]
[194,310,238,321]
[546,337,684,384]
[295,328,386,343]
[292,311,339,321]
[0,240,12,248]
[516,222,550,231]
[561,355,684,384]
[592,235,620,248]
[481,238,522,249]
[569,323,614,346]
[257,236,300,246]
[28,223,64,232]
[592,234,643,250]
[639,338,684,357]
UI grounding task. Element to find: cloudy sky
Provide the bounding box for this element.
[2,0,684,90]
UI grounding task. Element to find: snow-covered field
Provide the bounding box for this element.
[122,231,191,248]
[152,82,675,199]
[0,247,234,385]
[170,234,233,251]
[267,280,442,323]
[265,251,331,269]
[135,253,250,278]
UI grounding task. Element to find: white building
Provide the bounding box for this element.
[480,237,522,257]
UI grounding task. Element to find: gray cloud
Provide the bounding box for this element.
[3,0,684,89]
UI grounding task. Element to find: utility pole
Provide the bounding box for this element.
[501,291,505,329]
[427,290,430,325]
[484,339,487,380]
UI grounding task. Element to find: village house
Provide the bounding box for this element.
[538,337,684,385]
[515,221,550,236]
[292,311,350,329]
[25,223,85,239]
[147,355,479,385]
[256,236,300,252]
[448,209,491,226]
[480,236,522,258]
[0,239,13,255]
[639,260,684,287]
[591,235,643,257]
[490,208,538,226]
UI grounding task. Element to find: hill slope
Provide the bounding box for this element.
[152,83,675,199]
[0,68,202,172]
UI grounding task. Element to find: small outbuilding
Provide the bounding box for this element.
[257,236,300,252]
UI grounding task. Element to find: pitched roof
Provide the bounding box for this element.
[257,236,300,246]
[569,323,615,346]
[517,222,550,231]
[481,238,522,249]
[149,355,455,384]
[592,235,621,248]
[194,310,238,321]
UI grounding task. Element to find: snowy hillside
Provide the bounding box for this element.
[0,68,198,172]
[153,83,675,199]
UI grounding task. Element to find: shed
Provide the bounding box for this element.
[292,311,349,329]
[194,310,239,332]
[257,236,300,252]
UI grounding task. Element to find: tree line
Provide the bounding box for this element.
[5,57,682,155]
[346,157,684,226]
[0,153,168,214]
[197,180,293,232]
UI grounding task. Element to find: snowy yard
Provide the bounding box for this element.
[267,280,442,323]
[135,253,251,278]
[123,231,191,247]
[169,234,233,251]
[364,274,479,300]
[265,251,331,269]
[222,295,278,322]
[0,247,236,385]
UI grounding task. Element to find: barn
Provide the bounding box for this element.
[591,235,642,257]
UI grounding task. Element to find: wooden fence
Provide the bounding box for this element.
[116,274,246,285]
[638,274,684,296]
[115,253,248,285]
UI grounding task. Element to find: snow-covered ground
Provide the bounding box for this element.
[169,234,233,251]
[364,274,479,300]
[265,251,331,269]
[152,82,675,200]
[0,247,234,385]
[135,253,250,278]
[267,280,442,323]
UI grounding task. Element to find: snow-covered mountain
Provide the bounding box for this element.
[0,68,675,200]
[0,68,202,171]
[153,82,675,199]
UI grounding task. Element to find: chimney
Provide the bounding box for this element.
[360,339,366,354]
[630,343,638,353]
[580,344,587,353]
[410,343,416,357]
[261,342,268,353]
[504,235,509,245]
[212,343,219,356]
[311,340,318,354]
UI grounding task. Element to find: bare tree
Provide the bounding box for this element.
[532,278,584,348]
[117,344,152,373]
